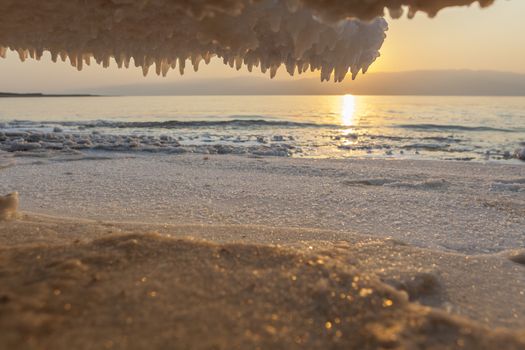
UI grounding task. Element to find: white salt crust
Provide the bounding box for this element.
[0,0,493,81]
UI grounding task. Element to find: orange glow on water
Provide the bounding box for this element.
[341,94,356,126]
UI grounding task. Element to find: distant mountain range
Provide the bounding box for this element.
[3,71,524,97]
[81,70,525,96]
[0,92,96,97]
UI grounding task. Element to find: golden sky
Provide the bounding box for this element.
[0,0,524,93]
[372,0,525,73]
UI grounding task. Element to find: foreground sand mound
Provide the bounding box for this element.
[1,232,523,350]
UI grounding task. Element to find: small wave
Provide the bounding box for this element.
[54,119,340,129]
[397,124,521,133]
[402,143,450,151]
[369,135,462,143]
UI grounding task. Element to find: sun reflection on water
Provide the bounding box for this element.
[341,94,356,126]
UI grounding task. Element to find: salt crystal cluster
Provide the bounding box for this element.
[299,0,495,21]
[515,148,525,161]
[0,0,493,81]
[0,192,18,220]
[0,0,386,82]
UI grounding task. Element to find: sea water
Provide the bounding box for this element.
[0,95,524,161]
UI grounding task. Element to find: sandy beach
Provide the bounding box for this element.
[1,153,524,349]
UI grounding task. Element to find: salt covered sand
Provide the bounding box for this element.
[2,153,524,252]
[1,154,524,349]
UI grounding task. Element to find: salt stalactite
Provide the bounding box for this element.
[0,0,494,82]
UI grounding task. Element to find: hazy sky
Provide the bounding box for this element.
[1,0,524,93]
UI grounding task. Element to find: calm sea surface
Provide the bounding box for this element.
[0,95,524,161]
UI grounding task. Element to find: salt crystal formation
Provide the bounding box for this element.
[515,148,525,161]
[0,0,494,81]
[299,0,495,21]
[0,192,18,220]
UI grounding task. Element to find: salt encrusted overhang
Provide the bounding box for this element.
[298,0,495,20]
[0,0,494,81]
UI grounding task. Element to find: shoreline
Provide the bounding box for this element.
[0,92,98,98]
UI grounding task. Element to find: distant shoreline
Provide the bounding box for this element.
[2,93,525,97]
[58,70,525,97]
[2,70,525,97]
[0,92,98,98]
